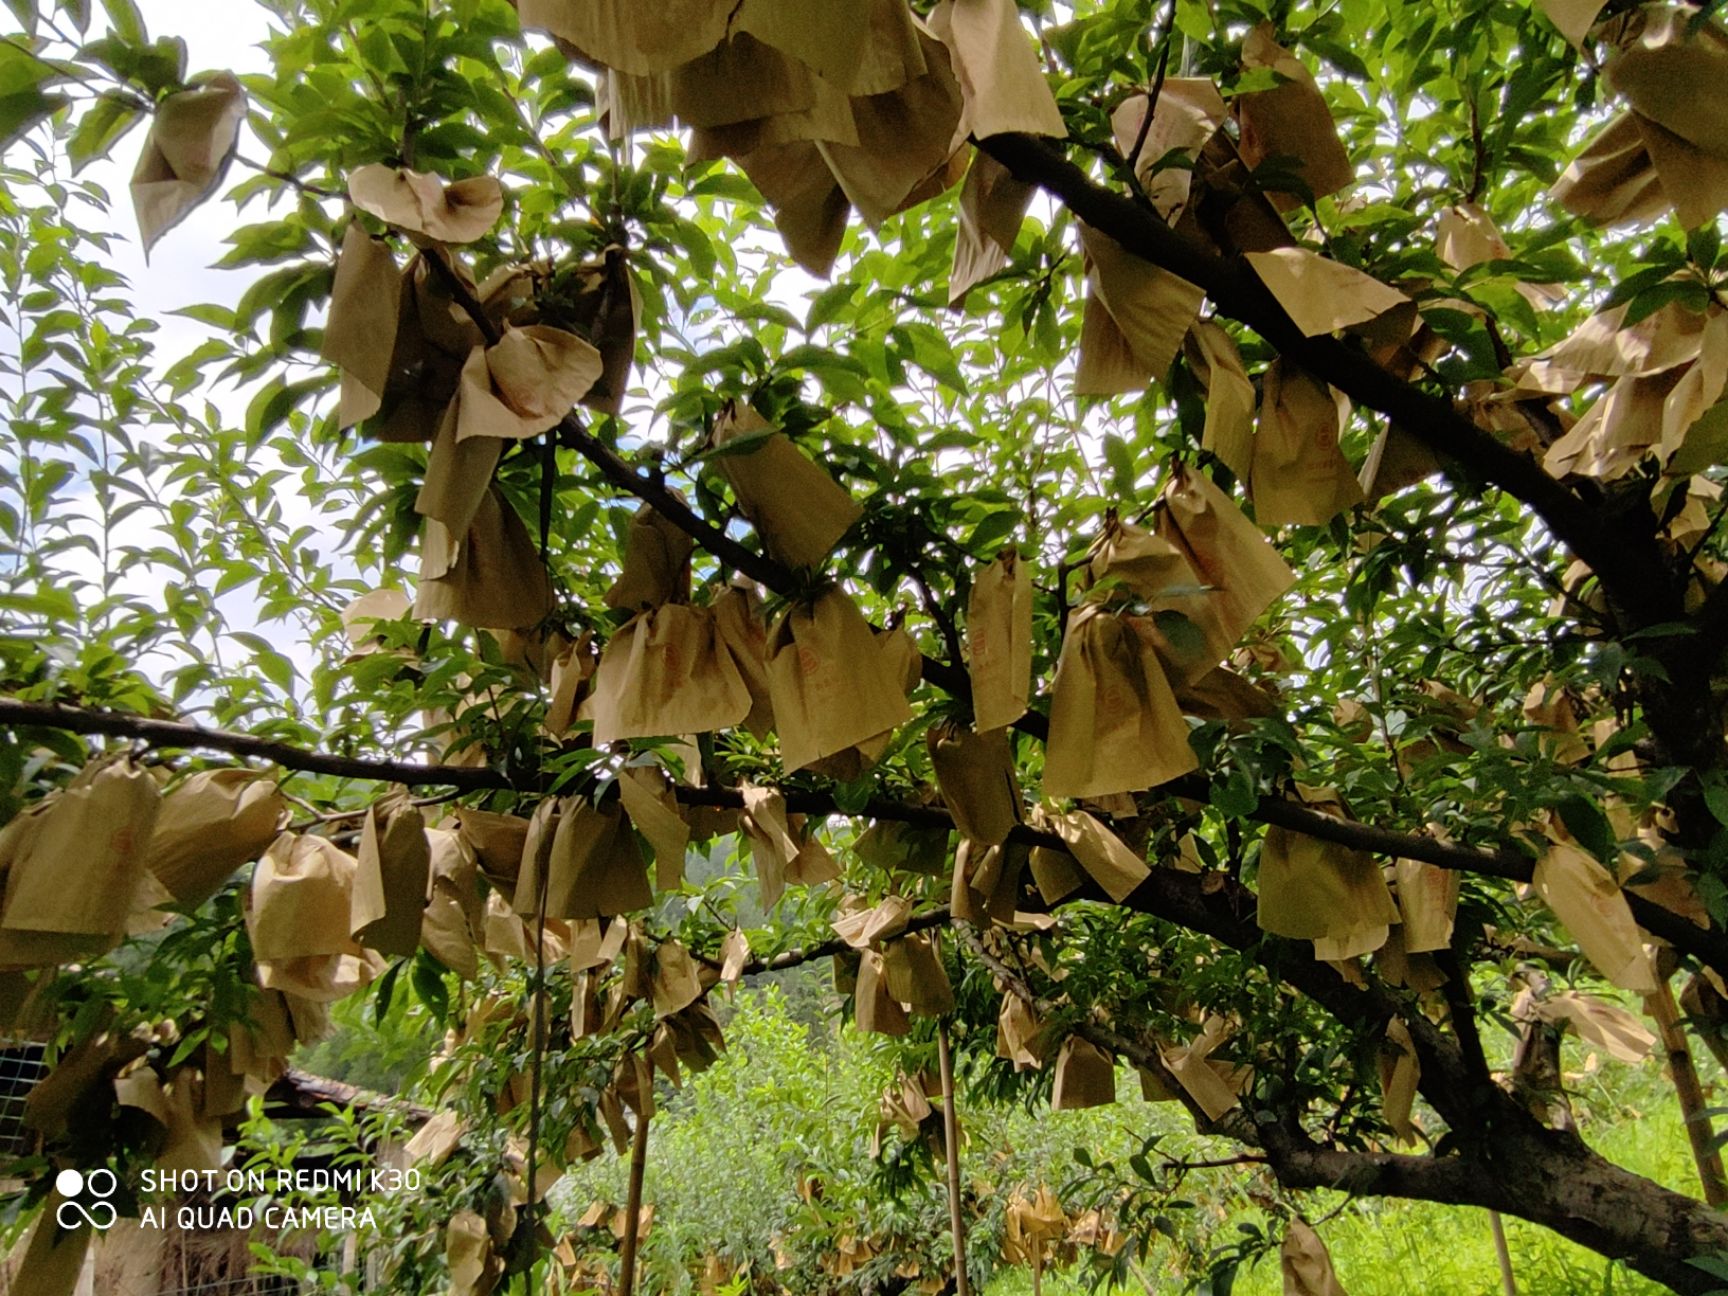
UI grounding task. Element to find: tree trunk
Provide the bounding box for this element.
[1262,1119,1728,1294]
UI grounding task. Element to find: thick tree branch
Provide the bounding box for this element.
[975,132,1682,635]
[7,697,1724,975]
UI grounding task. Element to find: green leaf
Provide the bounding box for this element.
[1104,433,1137,499]
[66,91,144,171]
[1555,793,1614,860]
[100,0,146,43]
[1211,768,1258,820]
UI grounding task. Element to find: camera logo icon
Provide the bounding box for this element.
[53,1169,117,1230]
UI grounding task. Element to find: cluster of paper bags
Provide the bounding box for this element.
[321,160,640,636]
[999,1185,1124,1268]
[519,0,1065,279]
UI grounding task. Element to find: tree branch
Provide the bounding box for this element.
[7,697,1723,974]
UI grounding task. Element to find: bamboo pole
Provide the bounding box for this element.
[1648,974,1728,1207]
[1488,1211,1517,1296]
[619,1110,651,1296]
[937,1021,971,1296]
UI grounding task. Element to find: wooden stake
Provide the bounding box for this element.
[1648,974,1728,1206]
[1488,1211,1517,1296]
[937,1020,971,1296]
[619,1107,651,1296]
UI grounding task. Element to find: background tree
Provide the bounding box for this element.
[3,0,1728,1292]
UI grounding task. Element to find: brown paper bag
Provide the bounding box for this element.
[324,222,402,427]
[517,0,729,74]
[1436,202,1564,310]
[1281,1218,1349,1296]
[248,834,359,963]
[996,992,1044,1068]
[1256,787,1399,958]
[157,1072,224,1173]
[422,828,482,980]
[1,758,160,942]
[449,326,602,442]
[1075,223,1205,394]
[1550,113,1671,227]
[1183,124,1297,256]
[131,73,246,252]
[1527,989,1655,1063]
[1029,835,1087,905]
[1540,0,1608,47]
[11,1197,95,1296]
[651,939,704,1017]
[587,603,752,744]
[1045,809,1151,903]
[447,1210,498,1296]
[1152,465,1297,682]
[516,796,651,920]
[728,141,852,277]
[968,546,1033,732]
[854,808,950,875]
[1044,602,1198,801]
[713,403,862,567]
[882,932,954,1015]
[456,808,529,891]
[928,721,1021,845]
[617,765,690,890]
[736,788,840,912]
[348,165,504,244]
[950,149,1033,305]
[1532,838,1657,993]
[953,838,1027,924]
[854,948,910,1036]
[926,0,1065,139]
[416,406,502,541]
[351,795,432,958]
[1521,678,1590,764]
[414,487,554,631]
[1234,25,1353,210]
[1378,1017,1419,1143]
[739,785,799,911]
[256,949,384,1003]
[1599,7,1728,228]
[1087,514,1199,600]
[1111,79,1228,219]
[1051,1034,1116,1110]
[544,631,598,737]
[1245,247,1408,338]
[1162,1018,1246,1121]
[605,502,694,611]
[1250,359,1364,526]
[719,926,751,984]
[712,584,776,736]
[1393,857,1459,953]
[832,894,914,949]
[815,29,965,227]
[664,1000,728,1072]
[765,587,915,773]
[141,769,286,908]
[1185,321,1256,480]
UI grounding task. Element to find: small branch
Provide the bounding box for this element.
[1123,0,1181,193]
